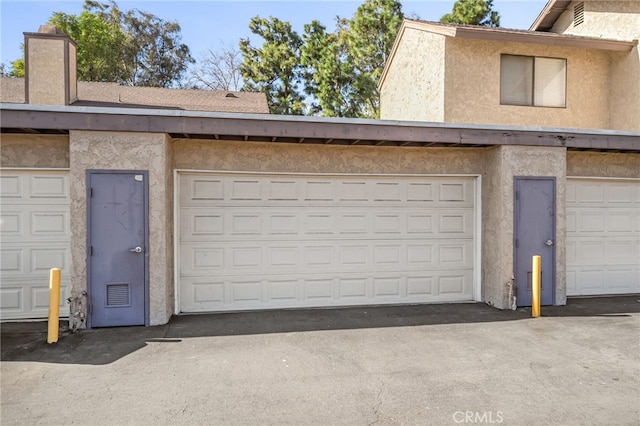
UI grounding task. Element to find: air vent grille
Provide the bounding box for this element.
[106,283,130,307]
[574,2,585,26]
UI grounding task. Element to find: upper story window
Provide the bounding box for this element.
[500,54,567,108]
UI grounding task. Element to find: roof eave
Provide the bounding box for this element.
[1,104,638,152]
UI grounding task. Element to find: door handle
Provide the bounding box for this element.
[130,246,143,253]
[545,240,554,246]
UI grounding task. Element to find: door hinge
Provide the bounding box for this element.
[90,246,93,256]
[88,303,92,314]
[90,187,93,197]
[515,191,519,200]
[515,239,519,248]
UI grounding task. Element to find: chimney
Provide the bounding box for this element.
[24,25,78,105]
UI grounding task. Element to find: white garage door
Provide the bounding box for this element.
[567,178,640,296]
[178,173,476,312]
[0,170,71,319]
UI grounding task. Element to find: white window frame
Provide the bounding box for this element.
[500,54,567,108]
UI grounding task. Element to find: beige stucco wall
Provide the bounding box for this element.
[551,1,640,41]
[26,38,66,105]
[443,38,613,130]
[69,131,173,326]
[379,28,446,122]
[0,134,69,168]
[68,43,78,103]
[482,145,567,309]
[567,151,640,177]
[173,139,485,175]
[549,1,640,131]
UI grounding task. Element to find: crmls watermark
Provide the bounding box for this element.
[452,411,504,424]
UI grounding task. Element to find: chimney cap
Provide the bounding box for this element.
[37,25,65,35]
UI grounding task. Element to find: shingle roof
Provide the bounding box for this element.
[0,78,269,114]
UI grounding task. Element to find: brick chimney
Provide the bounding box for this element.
[24,25,78,105]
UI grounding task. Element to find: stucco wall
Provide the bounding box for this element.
[69,131,173,326]
[26,38,66,105]
[173,139,485,175]
[443,38,612,129]
[0,134,69,168]
[610,47,640,131]
[551,1,640,41]
[380,28,446,122]
[482,146,567,309]
[567,151,640,177]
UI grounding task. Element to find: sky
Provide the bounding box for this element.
[0,0,548,68]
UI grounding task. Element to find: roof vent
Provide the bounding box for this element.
[574,2,584,27]
[225,92,238,98]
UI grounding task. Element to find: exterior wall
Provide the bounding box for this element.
[173,139,485,175]
[549,2,640,131]
[380,28,446,122]
[609,47,640,131]
[567,151,640,177]
[26,38,66,105]
[0,134,69,168]
[68,43,78,103]
[550,1,640,41]
[443,38,613,129]
[69,131,173,327]
[482,146,567,309]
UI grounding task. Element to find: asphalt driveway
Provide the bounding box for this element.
[2,296,639,425]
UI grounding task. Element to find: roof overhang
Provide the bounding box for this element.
[530,0,573,31]
[1,104,638,152]
[379,18,637,90]
[402,19,636,51]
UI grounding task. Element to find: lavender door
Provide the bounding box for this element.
[514,177,555,307]
[88,171,147,327]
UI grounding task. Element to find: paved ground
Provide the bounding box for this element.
[1,296,639,426]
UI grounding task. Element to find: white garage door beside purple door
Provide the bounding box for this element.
[178,173,476,313]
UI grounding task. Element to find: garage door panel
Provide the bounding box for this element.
[567,179,640,296]
[179,207,474,241]
[180,240,474,276]
[0,170,71,320]
[179,173,476,312]
[180,269,474,312]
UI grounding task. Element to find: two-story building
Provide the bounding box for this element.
[1,2,638,329]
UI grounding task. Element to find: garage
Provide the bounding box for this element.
[177,172,477,312]
[566,178,640,296]
[0,170,71,319]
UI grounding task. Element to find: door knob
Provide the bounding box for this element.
[545,240,554,246]
[130,246,143,253]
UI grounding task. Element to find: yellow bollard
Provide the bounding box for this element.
[47,268,61,344]
[532,255,541,318]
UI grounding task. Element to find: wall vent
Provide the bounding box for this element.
[106,283,131,307]
[574,2,585,26]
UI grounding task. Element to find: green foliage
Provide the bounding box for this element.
[9,58,25,78]
[440,0,500,27]
[346,0,404,118]
[85,0,194,87]
[9,0,193,87]
[240,0,403,117]
[49,10,126,82]
[240,16,306,115]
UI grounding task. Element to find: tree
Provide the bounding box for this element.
[48,9,126,82]
[240,16,306,115]
[440,0,500,27]
[85,0,194,87]
[8,0,193,87]
[300,20,357,117]
[189,42,243,91]
[344,0,404,118]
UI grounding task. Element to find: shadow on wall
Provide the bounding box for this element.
[1,296,638,366]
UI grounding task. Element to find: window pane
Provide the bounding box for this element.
[500,55,533,106]
[534,57,566,107]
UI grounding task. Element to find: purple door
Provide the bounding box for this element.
[88,171,147,327]
[514,177,555,307]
